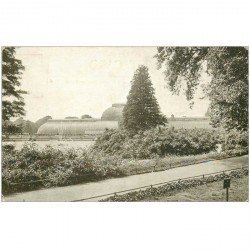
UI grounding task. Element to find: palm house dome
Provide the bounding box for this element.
[101,103,126,121]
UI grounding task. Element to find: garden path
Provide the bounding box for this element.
[3,155,248,202]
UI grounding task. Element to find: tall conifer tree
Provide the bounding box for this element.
[123,65,167,134]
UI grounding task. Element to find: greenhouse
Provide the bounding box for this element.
[37,119,118,135]
[36,103,125,135]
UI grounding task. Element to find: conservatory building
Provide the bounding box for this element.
[36,103,125,136]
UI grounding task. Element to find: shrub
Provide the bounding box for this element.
[219,129,248,151]
[2,143,124,195]
[92,127,219,159]
[2,144,15,151]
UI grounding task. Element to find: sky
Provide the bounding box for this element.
[15,47,210,122]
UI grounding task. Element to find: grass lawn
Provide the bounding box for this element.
[120,149,248,176]
[144,176,249,202]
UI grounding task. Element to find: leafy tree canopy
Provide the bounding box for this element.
[154,47,248,131]
[123,65,167,134]
[2,47,27,121]
[2,121,22,136]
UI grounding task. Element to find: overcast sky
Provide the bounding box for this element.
[15,47,210,122]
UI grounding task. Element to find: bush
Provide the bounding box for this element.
[2,143,124,195]
[219,129,248,151]
[92,127,219,159]
[2,144,15,151]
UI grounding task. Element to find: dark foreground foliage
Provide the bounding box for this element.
[2,143,124,195]
[2,143,247,195]
[101,168,249,202]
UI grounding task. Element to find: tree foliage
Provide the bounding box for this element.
[2,47,27,121]
[154,47,248,131]
[65,116,79,119]
[123,65,167,134]
[92,127,219,159]
[2,144,124,195]
[2,121,22,136]
[81,114,92,119]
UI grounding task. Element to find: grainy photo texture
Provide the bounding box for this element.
[1,47,248,202]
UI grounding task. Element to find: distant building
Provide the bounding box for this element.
[168,117,212,129]
[37,103,125,136]
[37,119,118,135]
[36,103,213,136]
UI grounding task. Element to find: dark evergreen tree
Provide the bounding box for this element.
[2,47,27,121]
[123,65,167,134]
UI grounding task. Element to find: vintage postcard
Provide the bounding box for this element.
[1,47,248,202]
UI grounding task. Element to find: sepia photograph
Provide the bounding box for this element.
[1,46,248,202]
[1,1,250,250]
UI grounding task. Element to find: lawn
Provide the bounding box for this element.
[144,176,248,202]
[120,149,248,175]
